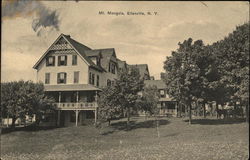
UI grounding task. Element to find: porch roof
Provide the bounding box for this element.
[44,84,101,92]
[159,97,175,102]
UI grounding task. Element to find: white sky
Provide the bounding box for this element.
[1,1,249,82]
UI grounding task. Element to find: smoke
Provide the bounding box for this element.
[2,0,60,36]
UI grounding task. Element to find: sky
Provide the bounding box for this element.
[1,1,249,82]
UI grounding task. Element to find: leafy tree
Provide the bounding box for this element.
[164,38,207,124]
[98,86,122,126]
[163,22,249,122]
[115,67,144,128]
[1,80,55,127]
[212,23,249,121]
[97,67,144,129]
[137,85,160,117]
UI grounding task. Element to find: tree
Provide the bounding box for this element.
[163,23,249,123]
[137,85,161,137]
[116,67,144,128]
[98,86,122,126]
[163,38,207,124]
[137,85,160,117]
[97,67,144,129]
[1,80,55,127]
[212,23,249,121]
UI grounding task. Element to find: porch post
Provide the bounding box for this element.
[59,92,61,107]
[95,91,98,125]
[57,110,61,126]
[76,91,79,108]
[75,110,79,126]
[95,109,97,124]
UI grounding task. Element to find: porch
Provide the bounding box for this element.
[158,98,178,117]
[44,84,101,127]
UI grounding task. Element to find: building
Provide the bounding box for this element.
[33,33,149,126]
[128,64,150,80]
[144,80,178,117]
[33,34,124,126]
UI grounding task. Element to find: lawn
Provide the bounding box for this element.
[1,117,249,160]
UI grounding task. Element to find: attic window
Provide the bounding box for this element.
[46,56,55,66]
[58,55,67,66]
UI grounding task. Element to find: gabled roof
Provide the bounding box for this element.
[144,80,166,89]
[33,34,104,72]
[128,64,150,78]
[117,58,127,69]
[63,35,105,72]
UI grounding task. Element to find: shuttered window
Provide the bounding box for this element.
[58,55,67,66]
[57,72,67,84]
[46,56,55,66]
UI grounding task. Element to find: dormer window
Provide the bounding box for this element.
[109,61,116,74]
[57,72,67,84]
[46,56,55,66]
[160,90,165,98]
[58,55,67,66]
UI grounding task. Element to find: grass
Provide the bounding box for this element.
[1,117,249,160]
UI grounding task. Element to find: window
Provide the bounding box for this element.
[97,75,99,87]
[107,79,111,86]
[45,73,50,84]
[109,62,116,74]
[58,55,67,66]
[92,73,95,85]
[57,72,67,84]
[46,56,55,66]
[111,81,114,86]
[160,90,165,98]
[74,71,79,84]
[72,55,77,65]
[89,72,92,84]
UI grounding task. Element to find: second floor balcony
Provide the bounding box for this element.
[53,102,97,110]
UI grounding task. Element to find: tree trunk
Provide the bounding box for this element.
[203,102,206,118]
[11,117,16,128]
[179,103,182,117]
[127,107,130,130]
[188,102,192,125]
[246,102,249,123]
[108,119,111,126]
[216,103,219,119]
[155,115,160,138]
[184,105,187,117]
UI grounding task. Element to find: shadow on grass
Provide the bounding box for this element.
[183,118,246,125]
[101,119,170,135]
[1,124,59,134]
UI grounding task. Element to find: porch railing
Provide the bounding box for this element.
[53,102,97,110]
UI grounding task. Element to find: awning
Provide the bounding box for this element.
[44,84,101,92]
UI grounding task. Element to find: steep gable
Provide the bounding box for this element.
[33,34,100,71]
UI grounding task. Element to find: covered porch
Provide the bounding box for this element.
[158,98,178,117]
[45,84,101,127]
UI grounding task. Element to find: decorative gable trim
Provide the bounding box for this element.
[33,34,91,69]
